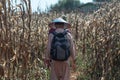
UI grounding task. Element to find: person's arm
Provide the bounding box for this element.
[45,34,53,67]
[46,33,53,59]
[67,33,76,70]
[68,33,76,61]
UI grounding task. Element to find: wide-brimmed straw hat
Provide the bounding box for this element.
[48,17,71,28]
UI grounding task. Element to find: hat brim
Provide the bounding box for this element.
[48,22,71,28]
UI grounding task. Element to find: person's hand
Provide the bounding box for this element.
[44,58,51,69]
[72,62,76,71]
[71,59,76,71]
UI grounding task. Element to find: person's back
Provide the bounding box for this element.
[46,18,76,80]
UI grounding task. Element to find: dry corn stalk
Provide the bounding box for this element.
[76,1,120,80]
[0,65,4,77]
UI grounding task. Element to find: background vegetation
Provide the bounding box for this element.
[50,0,81,12]
[0,0,120,80]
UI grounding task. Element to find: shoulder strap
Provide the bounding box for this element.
[63,29,69,35]
[51,31,57,36]
[51,31,57,44]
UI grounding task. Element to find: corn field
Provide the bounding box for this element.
[0,0,120,80]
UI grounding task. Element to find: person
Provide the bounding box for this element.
[45,17,76,80]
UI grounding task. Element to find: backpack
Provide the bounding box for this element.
[50,30,71,61]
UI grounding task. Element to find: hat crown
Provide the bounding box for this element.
[52,18,68,23]
[49,17,71,28]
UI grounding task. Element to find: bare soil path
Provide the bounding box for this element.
[70,71,80,80]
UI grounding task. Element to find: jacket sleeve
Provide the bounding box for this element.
[67,33,76,61]
[45,33,53,60]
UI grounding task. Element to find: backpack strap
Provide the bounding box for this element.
[63,29,69,35]
[50,31,57,45]
[51,31,57,37]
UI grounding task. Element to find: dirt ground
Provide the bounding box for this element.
[70,71,80,80]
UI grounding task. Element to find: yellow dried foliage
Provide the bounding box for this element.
[0,65,4,77]
[0,2,2,10]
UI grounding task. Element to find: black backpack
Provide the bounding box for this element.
[50,30,71,61]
